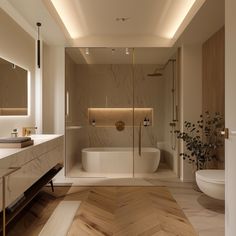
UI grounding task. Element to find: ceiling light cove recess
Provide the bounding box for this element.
[50,0,83,39]
[157,0,206,39]
[50,0,205,44]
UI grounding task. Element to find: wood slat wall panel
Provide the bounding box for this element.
[202,26,225,167]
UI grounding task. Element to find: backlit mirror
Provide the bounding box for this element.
[0,57,28,116]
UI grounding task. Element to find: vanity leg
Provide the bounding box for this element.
[1,167,20,236]
[2,176,6,236]
[49,180,54,192]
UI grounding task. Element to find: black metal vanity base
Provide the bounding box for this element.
[0,163,63,234]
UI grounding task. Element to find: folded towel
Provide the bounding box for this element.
[0,137,31,143]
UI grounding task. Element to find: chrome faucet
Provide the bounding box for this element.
[139,122,142,156]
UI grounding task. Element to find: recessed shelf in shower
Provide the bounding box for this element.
[88,108,153,127]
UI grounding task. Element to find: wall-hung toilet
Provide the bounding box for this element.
[196,170,225,200]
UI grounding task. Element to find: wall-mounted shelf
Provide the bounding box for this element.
[88,108,153,127]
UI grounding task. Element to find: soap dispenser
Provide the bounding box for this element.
[11,128,18,138]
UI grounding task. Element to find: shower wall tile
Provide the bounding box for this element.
[66,63,169,170]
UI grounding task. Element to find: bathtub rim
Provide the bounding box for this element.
[82,147,160,154]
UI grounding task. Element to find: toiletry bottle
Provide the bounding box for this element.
[92,119,96,126]
[147,118,150,126]
[143,117,147,126]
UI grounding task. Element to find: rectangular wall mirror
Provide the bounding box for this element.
[0,57,28,116]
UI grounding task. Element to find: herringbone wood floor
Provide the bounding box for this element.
[67,187,197,236]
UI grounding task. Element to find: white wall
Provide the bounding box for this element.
[225,1,236,235]
[179,44,202,181]
[0,8,35,136]
[42,44,65,135]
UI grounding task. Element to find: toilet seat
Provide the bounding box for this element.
[196,170,224,184]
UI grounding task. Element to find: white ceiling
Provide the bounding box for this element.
[7,0,66,45]
[4,0,208,46]
[48,0,205,47]
[51,0,197,37]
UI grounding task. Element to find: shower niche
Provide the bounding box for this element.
[88,108,153,127]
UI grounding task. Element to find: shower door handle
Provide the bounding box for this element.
[139,122,142,156]
[66,91,70,116]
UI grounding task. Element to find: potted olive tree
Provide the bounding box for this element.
[176,111,224,171]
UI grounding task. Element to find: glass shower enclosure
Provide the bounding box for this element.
[65,47,134,178]
[65,47,179,178]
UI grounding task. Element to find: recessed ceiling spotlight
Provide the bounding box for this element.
[125,48,130,55]
[85,48,89,55]
[116,17,130,22]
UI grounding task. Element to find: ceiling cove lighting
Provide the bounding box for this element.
[167,0,196,39]
[50,0,82,39]
[157,0,205,39]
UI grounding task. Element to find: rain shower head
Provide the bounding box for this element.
[147,72,163,77]
[147,59,176,77]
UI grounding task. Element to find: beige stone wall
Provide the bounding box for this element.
[65,60,172,173]
[0,63,27,110]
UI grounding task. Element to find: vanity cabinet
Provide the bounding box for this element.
[0,135,64,210]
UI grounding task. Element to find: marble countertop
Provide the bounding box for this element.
[0,134,63,160]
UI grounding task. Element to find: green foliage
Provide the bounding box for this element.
[176,111,224,170]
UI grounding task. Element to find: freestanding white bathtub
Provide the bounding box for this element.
[82,147,160,173]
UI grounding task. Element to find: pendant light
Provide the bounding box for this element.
[36,22,42,68]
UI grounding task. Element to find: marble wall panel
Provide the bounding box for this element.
[66,63,170,170]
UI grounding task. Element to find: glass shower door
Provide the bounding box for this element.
[65,47,134,178]
[133,47,179,178]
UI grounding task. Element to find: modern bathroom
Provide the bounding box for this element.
[1,0,236,235]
